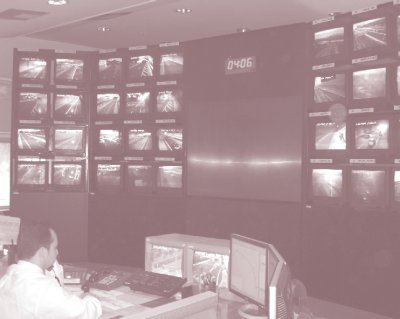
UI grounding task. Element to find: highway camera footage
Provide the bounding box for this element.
[151,245,183,277]
[312,169,343,198]
[314,27,344,59]
[98,58,122,81]
[314,74,345,104]
[53,164,82,185]
[128,129,152,151]
[315,122,346,150]
[128,55,154,78]
[17,129,46,150]
[97,93,120,115]
[55,94,83,118]
[157,166,182,188]
[54,129,83,151]
[157,90,182,113]
[159,53,183,76]
[354,120,389,149]
[127,165,153,188]
[353,17,386,51]
[19,58,46,80]
[56,59,84,81]
[353,68,386,99]
[126,92,150,114]
[17,163,45,185]
[395,171,400,202]
[18,92,47,118]
[157,129,182,151]
[351,170,385,204]
[97,164,121,186]
[98,129,122,153]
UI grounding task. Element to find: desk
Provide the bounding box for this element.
[0,261,394,319]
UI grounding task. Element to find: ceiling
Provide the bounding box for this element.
[0,0,392,49]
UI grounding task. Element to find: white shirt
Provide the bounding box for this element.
[0,260,102,319]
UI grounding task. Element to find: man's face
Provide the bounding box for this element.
[44,229,59,268]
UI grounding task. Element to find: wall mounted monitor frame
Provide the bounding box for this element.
[350,3,396,62]
[93,160,123,193]
[54,52,90,87]
[14,159,48,191]
[307,164,346,206]
[51,160,86,191]
[311,12,351,67]
[348,164,389,210]
[92,125,123,157]
[15,50,51,85]
[16,90,50,121]
[15,126,49,156]
[96,50,125,85]
[347,113,392,162]
[349,64,391,110]
[52,125,86,157]
[53,90,86,122]
[125,162,155,193]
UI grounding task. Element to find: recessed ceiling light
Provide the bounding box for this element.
[97,26,111,32]
[175,8,192,14]
[48,0,68,5]
[237,28,250,33]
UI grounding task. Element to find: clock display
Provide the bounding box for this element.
[224,56,256,75]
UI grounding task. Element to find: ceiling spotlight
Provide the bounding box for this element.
[48,0,68,5]
[175,8,192,14]
[97,26,111,32]
[237,28,250,33]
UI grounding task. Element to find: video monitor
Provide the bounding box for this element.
[51,161,84,190]
[53,126,85,156]
[18,56,48,83]
[229,234,293,319]
[95,162,122,192]
[353,119,389,150]
[312,120,346,152]
[127,54,154,81]
[313,27,346,61]
[15,161,47,190]
[149,244,184,277]
[309,166,344,205]
[125,164,154,191]
[17,92,49,120]
[157,165,182,189]
[98,56,123,83]
[350,167,387,209]
[17,127,48,154]
[94,127,123,156]
[96,93,121,118]
[313,73,346,105]
[351,66,387,107]
[126,128,153,154]
[54,93,84,120]
[157,127,183,152]
[192,250,229,289]
[156,89,183,113]
[55,58,85,84]
[159,52,184,76]
[125,91,151,116]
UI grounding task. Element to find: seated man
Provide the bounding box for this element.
[0,220,102,319]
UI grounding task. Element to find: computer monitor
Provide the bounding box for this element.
[0,215,20,250]
[229,234,293,319]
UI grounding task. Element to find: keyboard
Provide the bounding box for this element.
[87,269,132,291]
[125,269,187,297]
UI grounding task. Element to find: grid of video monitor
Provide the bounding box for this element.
[307,2,400,209]
[13,49,91,192]
[91,43,184,194]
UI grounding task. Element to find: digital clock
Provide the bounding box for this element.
[224,56,256,75]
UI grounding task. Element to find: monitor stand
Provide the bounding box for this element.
[238,303,268,319]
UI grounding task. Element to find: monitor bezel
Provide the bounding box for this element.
[51,160,86,191]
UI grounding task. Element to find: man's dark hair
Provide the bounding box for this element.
[16,220,53,261]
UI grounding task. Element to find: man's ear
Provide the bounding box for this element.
[37,246,48,259]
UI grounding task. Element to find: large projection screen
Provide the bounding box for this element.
[187,96,302,202]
